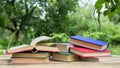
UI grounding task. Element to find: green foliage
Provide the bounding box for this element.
[50,33,69,43]
[67,6,96,35]
[0,0,120,55]
[82,21,120,45]
[94,0,120,23]
[108,45,120,55]
[0,50,4,55]
[0,0,79,48]
[35,0,79,36]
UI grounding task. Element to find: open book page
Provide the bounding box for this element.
[5,44,33,54]
[38,43,56,47]
[10,44,29,50]
[35,46,60,52]
[30,36,53,46]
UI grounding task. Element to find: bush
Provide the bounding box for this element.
[81,21,120,45]
[50,33,69,43]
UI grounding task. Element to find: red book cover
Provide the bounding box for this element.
[71,46,110,53]
[70,46,111,57]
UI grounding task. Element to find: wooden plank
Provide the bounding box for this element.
[0,62,120,68]
[0,55,120,68]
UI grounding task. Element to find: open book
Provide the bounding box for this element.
[30,36,53,46]
[5,36,60,54]
[6,45,60,54]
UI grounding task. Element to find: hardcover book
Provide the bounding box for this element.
[70,36,108,51]
[80,56,112,62]
[30,36,52,46]
[11,57,49,64]
[12,52,50,58]
[69,46,111,57]
[6,45,60,54]
[51,52,79,62]
[0,55,11,64]
[56,43,73,52]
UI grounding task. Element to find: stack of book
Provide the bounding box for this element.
[5,35,112,63]
[7,45,60,64]
[69,35,112,62]
[5,36,60,64]
[11,52,50,64]
[51,43,79,62]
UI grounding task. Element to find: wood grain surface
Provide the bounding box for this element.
[0,55,120,68]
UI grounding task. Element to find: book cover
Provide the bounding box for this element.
[5,36,60,54]
[80,56,112,62]
[70,46,111,57]
[56,43,73,52]
[35,46,60,52]
[6,45,60,54]
[12,52,50,58]
[0,55,11,64]
[58,52,73,56]
[51,52,79,62]
[11,57,49,64]
[70,36,108,46]
[70,36,108,51]
[30,36,53,46]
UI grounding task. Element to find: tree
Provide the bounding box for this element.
[0,0,40,41]
[94,0,120,23]
[0,0,79,46]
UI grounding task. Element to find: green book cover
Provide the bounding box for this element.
[58,52,73,56]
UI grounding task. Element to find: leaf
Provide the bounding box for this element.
[110,5,116,12]
[104,2,109,8]
[107,10,115,20]
[105,0,110,2]
[114,0,119,3]
[103,10,108,16]
[94,0,105,13]
[116,6,120,13]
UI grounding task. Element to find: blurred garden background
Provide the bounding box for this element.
[0,0,120,54]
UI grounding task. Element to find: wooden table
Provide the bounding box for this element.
[0,55,120,68]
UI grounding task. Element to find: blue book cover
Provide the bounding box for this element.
[70,36,108,46]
